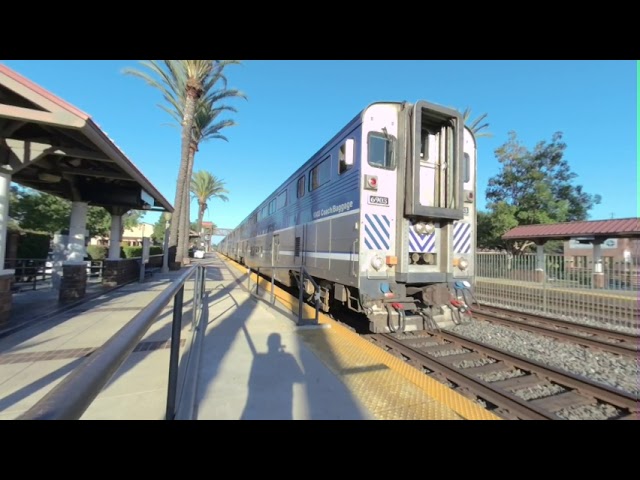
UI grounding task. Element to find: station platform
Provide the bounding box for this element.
[0,254,498,420]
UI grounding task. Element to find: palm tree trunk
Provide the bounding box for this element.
[173,91,198,265]
[168,158,186,252]
[197,202,206,238]
[178,145,196,265]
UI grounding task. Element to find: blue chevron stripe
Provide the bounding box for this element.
[408,224,436,253]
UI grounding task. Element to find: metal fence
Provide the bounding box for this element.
[247,265,321,326]
[4,258,105,291]
[475,253,639,328]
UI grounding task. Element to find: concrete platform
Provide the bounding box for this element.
[0,254,499,420]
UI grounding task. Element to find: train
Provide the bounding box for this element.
[218,100,477,332]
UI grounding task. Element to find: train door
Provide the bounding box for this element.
[401,101,465,282]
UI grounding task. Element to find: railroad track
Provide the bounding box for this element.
[365,330,639,420]
[469,305,639,358]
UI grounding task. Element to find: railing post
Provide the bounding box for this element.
[192,267,200,329]
[298,268,304,325]
[200,265,206,297]
[165,285,184,420]
[543,255,548,314]
[271,272,275,304]
[256,267,260,295]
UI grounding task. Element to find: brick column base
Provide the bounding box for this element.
[102,259,140,287]
[0,274,13,325]
[59,264,87,303]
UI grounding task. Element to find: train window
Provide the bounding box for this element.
[277,190,287,210]
[261,205,268,219]
[268,199,276,215]
[309,156,331,191]
[464,153,470,183]
[339,139,355,174]
[297,176,305,198]
[368,132,395,170]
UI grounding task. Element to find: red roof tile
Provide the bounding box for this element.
[502,218,640,240]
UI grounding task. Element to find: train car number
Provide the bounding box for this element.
[368,195,389,206]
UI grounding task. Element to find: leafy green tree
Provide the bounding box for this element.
[151,213,171,245]
[190,171,229,236]
[8,186,144,238]
[121,210,143,233]
[479,131,601,252]
[9,187,70,234]
[86,207,111,237]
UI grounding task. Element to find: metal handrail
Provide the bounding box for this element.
[248,265,320,325]
[18,265,206,420]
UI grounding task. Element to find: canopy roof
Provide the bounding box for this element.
[0,64,172,213]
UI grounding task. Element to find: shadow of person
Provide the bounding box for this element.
[241,333,304,420]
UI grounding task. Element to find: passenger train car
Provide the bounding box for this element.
[219,100,477,332]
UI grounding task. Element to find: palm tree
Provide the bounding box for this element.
[461,107,493,138]
[123,60,227,264]
[190,171,229,240]
[170,90,244,263]
[145,63,244,264]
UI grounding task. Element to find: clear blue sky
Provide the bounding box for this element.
[2,60,636,242]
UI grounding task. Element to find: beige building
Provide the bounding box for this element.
[90,222,154,248]
[563,237,638,267]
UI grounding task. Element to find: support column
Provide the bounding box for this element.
[59,201,88,303]
[592,239,604,289]
[67,201,88,263]
[0,173,15,325]
[535,241,546,283]
[162,219,170,273]
[108,213,122,260]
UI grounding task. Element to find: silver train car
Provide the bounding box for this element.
[218,100,477,332]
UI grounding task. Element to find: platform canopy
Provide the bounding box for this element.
[502,218,640,242]
[0,64,172,213]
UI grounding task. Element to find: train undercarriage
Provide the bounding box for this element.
[292,271,473,333]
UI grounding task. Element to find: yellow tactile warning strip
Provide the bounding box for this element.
[297,327,464,419]
[221,256,500,420]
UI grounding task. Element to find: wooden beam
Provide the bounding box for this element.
[52,146,113,162]
[0,139,61,173]
[0,120,26,137]
[0,104,85,129]
[38,123,98,150]
[58,167,132,181]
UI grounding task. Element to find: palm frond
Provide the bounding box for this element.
[459,107,493,138]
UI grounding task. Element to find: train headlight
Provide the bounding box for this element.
[371,255,384,271]
[414,222,435,235]
[458,258,469,270]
